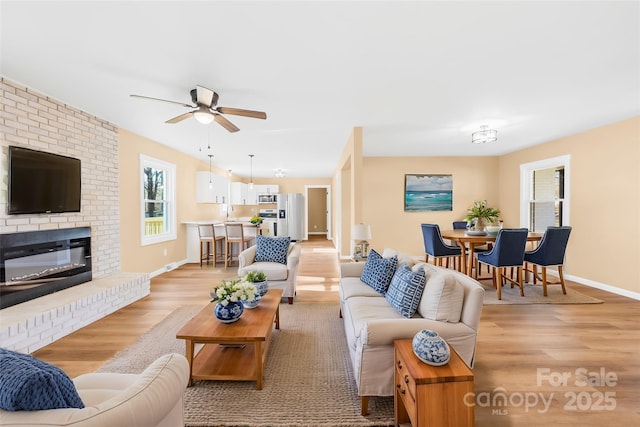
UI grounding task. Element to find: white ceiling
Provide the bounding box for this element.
[2,1,638,179]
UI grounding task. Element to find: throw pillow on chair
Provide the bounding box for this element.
[254,235,291,264]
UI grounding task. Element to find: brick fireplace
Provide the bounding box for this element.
[0,78,150,353]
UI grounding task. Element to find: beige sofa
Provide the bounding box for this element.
[339,249,484,415]
[0,353,189,427]
[238,243,302,304]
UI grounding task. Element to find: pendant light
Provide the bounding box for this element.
[248,154,254,190]
[208,154,214,189]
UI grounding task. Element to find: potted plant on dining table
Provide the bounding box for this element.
[464,200,501,233]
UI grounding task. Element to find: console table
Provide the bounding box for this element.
[394,339,474,427]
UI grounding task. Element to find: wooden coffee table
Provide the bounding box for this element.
[176,289,283,389]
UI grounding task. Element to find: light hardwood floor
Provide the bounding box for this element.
[33,235,639,426]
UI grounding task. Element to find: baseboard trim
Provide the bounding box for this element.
[564,273,640,301]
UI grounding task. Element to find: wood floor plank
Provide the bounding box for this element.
[32,236,640,425]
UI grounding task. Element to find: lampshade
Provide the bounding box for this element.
[352,223,372,241]
[471,125,498,144]
[193,108,214,124]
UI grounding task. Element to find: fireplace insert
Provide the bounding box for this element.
[0,227,92,309]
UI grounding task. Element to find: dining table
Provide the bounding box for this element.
[440,229,543,276]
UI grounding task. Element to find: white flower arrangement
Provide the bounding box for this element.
[211,278,257,306]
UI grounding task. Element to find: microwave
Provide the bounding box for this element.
[258,194,277,204]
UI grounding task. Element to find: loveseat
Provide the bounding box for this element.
[339,248,484,415]
[238,237,302,304]
[0,353,190,427]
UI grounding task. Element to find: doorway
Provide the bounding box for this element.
[305,185,331,241]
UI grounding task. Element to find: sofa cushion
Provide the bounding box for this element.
[241,261,288,281]
[384,264,427,318]
[339,277,383,301]
[382,248,416,268]
[417,268,464,323]
[254,235,291,264]
[360,249,398,295]
[0,348,84,411]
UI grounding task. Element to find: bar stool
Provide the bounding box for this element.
[197,224,225,267]
[224,223,253,269]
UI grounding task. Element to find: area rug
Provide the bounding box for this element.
[480,281,603,305]
[98,303,394,427]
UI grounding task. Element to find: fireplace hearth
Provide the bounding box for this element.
[0,227,92,309]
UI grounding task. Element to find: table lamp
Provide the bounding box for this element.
[352,223,372,259]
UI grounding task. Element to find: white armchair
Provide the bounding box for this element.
[0,353,189,427]
[238,243,302,304]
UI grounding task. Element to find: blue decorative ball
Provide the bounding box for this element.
[412,329,451,366]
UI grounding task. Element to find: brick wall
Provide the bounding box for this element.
[0,78,141,352]
[0,77,120,277]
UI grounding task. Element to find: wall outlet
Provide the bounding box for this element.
[163,248,167,256]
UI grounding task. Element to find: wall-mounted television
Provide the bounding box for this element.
[8,146,81,214]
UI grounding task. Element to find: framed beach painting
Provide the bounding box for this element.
[404,174,453,211]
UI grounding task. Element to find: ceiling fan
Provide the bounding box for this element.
[130,85,267,132]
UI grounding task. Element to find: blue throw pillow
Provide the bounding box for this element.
[254,235,291,264]
[385,264,427,318]
[360,249,398,295]
[0,348,84,411]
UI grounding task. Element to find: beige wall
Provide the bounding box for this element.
[118,129,225,273]
[498,116,639,294]
[362,156,499,256]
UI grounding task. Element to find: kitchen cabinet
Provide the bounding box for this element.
[246,184,258,205]
[258,184,279,195]
[231,183,274,205]
[230,182,248,205]
[196,171,228,203]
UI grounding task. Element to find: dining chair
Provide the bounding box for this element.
[224,223,253,269]
[197,225,225,267]
[421,224,462,270]
[452,221,468,230]
[475,228,528,300]
[524,226,572,296]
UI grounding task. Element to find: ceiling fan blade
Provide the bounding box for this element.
[165,112,193,124]
[195,85,216,107]
[214,113,240,132]
[216,107,267,120]
[130,94,194,108]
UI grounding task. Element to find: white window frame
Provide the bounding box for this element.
[140,154,177,245]
[519,155,571,229]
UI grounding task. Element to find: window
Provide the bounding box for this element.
[140,155,176,245]
[520,155,570,232]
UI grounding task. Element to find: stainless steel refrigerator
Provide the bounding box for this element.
[275,193,304,241]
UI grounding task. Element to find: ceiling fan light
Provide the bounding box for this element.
[193,110,214,124]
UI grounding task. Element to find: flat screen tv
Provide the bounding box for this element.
[8,146,81,214]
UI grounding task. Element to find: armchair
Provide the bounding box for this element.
[0,353,189,427]
[238,243,302,304]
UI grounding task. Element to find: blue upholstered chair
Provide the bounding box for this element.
[452,221,468,230]
[421,224,462,270]
[524,226,572,296]
[475,228,528,300]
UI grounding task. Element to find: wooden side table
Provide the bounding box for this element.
[394,339,474,427]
